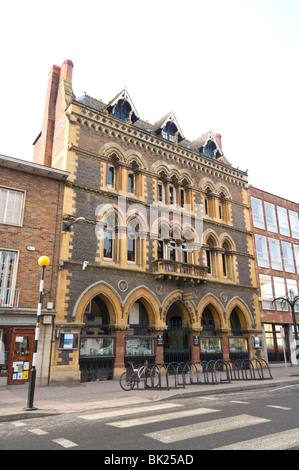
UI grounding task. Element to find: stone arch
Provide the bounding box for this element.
[226,296,255,330]
[122,286,161,327]
[219,232,236,251]
[197,294,225,330]
[200,177,217,193]
[202,228,220,247]
[72,281,122,325]
[100,142,126,163]
[161,291,196,328]
[125,150,148,170]
[215,183,232,200]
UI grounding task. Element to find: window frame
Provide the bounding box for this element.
[251,197,265,229]
[255,234,269,268]
[0,250,19,307]
[289,210,299,239]
[0,186,25,227]
[277,206,290,236]
[264,201,278,233]
[107,164,115,189]
[281,241,295,273]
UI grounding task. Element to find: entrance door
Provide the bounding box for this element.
[7,329,34,385]
[164,315,190,363]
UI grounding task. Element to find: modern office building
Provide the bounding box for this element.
[248,186,299,365]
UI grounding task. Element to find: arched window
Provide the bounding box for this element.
[101,212,118,261]
[222,240,234,280]
[201,307,216,336]
[203,141,217,159]
[113,99,131,122]
[206,235,218,277]
[128,300,149,335]
[127,219,143,265]
[229,309,242,336]
[162,122,178,142]
[82,296,110,335]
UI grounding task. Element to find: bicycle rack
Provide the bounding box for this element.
[124,357,273,390]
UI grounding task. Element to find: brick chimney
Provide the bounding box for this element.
[33,60,74,167]
[215,133,222,149]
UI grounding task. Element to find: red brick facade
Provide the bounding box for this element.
[0,155,68,385]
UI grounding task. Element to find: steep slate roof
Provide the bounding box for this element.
[74,93,227,162]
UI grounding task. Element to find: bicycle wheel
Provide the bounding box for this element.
[119,372,134,391]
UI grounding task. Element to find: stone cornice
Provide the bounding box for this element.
[68,103,248,185]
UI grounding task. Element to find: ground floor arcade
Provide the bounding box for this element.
[49,282,265,384]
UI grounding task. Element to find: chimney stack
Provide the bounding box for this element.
[215,133,222,149]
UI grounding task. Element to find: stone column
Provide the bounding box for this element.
[110,325,128,378]
[149,327,167,364]
[190,328,202,363]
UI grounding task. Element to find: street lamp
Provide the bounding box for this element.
[26,256,50,411]
[62,216,85,231]
[272,289,299,363]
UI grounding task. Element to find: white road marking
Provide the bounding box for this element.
[52,438,78,448]
[230,401,250,404]
[266,405,291,410]
[107,407,221,428]
[214,428,299,450]
[145,414,271,444]
[79,403,182,420]
[28,428,49,435]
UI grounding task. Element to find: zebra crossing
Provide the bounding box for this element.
[79,399,299,450]
[2,398,299,450]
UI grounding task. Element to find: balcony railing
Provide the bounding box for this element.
[0,288,20,307]
[152,260,208,283]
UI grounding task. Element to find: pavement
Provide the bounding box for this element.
[1,365,299,423]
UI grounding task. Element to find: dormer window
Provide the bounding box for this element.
[107,90,139,123]
[153,113,184,143]
[203,141,217,159]
[113,100,131,122]
[162,122,177,142]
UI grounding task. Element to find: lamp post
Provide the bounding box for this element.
[272,289,299,363]
[62,216,85,231]
[26,256,50,411]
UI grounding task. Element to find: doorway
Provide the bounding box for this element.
[7,329,34,385]
[164,303,190,363]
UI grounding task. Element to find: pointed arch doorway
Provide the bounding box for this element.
[163,302,191,363]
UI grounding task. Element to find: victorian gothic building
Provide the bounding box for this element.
[33,60,263,383]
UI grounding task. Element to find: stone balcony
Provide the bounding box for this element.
[152,260,208,283]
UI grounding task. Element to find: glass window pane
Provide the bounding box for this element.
[277,206,290,236]
[0,189,23,225]
[273,276,288,311]
[269,238,282,270]
[228,337,248,352]
[264,202,277,233]
[200,337,222,353]
[294,245,299,273]
[125,337,154,355]
[289,210,299,239]
[281,241,295,273]
[255,235,269,267]
[251,197,265,229]
[259,274,273,309]
[107,165,115,187]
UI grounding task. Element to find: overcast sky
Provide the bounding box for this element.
[1,0,298,203]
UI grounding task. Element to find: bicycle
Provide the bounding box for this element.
[119,361,159,390]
